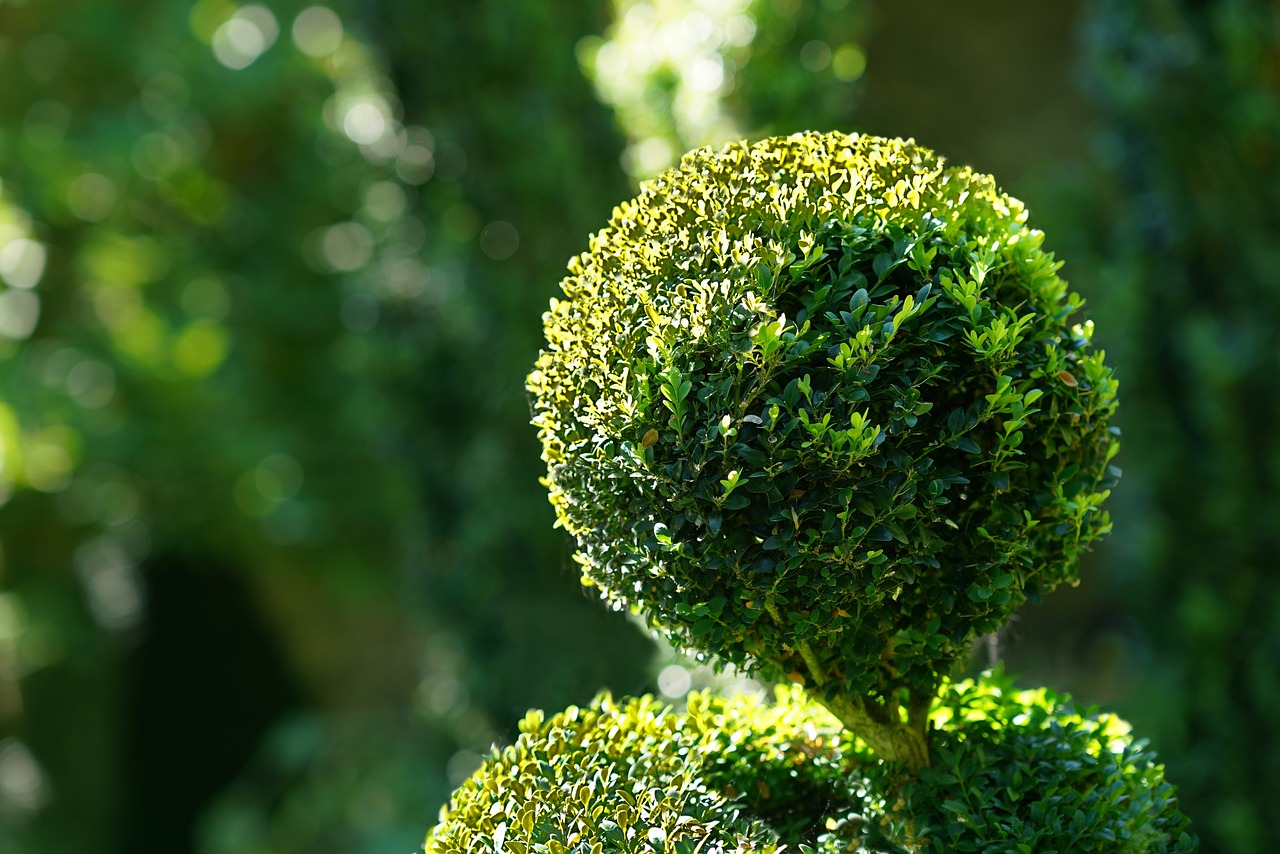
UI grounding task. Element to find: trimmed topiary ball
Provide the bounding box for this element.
[423,687,879,854]
[423,679,1195,853]
[903,672,1196,853]
[528,132,1119,751]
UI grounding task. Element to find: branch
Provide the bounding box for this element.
[762,602,930,772]
[817,691,930,774]
[907,687,933,740]
[765,601,828,687]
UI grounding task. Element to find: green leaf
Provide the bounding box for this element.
[873,251,894,281]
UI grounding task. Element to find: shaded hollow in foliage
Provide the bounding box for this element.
[527,132,1120,761]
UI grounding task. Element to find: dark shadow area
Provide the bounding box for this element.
[116,559,302,854]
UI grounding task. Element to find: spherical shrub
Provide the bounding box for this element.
[528,131,1118,714]
[903,672,1197,853]
[423,679,1195,853]
[423,688,877,854]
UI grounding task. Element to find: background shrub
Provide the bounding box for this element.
[1066,2,1280,849]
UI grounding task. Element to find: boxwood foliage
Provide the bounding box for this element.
[423,686,873,854]
[424,676,1195,853]
[528,131,1119,728]
[907,672,1197,853]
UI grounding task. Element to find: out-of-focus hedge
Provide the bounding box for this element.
[0,2,495,850]
[1072,1,1280,850]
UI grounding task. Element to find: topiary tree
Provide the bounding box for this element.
[426,131,1195,850]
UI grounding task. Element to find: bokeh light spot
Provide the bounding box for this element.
[684,55,725,93]
[832,43,866,81]
[212,19,264,69]
[380,255,429,299]
[24,429,75,493]
[188,0,238,42]
[0,405,18,491]
[479,221,519,260]
[212,6,279,70]
[66,360,116,409]
[342,100,388,146]
[173,321,228,377]
[112,310,167,366]
[91,285,140,332]
[292,6,344,58]
[131,132,185,181]
[320,222,374,272]
[622,137,675,179]
[725,675,766,700]
[362,181,406,222]
[421,677,470,717]
[0,239,46,290]
[90,480,140,528]
[0,739,50,820]
[236,454,305,521]
[140,71,192,122]
[800,40,831,72]
[82,233,169,287]
[724,14,756,47]
[0,291,40,340]
[657,663,692,698]
[37,346,80,388]
[445,750,483,787]
[73,537,145,631]
[238,6,280,47]
[256,454,304,503]
[67,173,118,222]
[395,131,435,185]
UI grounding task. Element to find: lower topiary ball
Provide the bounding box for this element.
[902,672,1197,853]
[423,675,1194,853]
[528,132,1120,713]
[423,687,874,854]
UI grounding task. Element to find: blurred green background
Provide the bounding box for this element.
[0,1,1273,852]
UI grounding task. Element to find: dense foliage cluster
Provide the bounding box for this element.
[529,132,1119,721]
[425,674,1193,853]
[910,673,1195,853]
[425,688,864,854]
